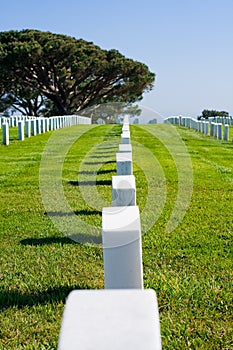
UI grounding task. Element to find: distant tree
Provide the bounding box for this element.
[79,102,141,124]
[126,104,142,117]
[0,30,155,116]
[80,103,122,124]
[0,88,46,116]
[198,109,230,120]
[148,118,157,124]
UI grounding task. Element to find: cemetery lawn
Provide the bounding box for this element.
[0,124,232,349]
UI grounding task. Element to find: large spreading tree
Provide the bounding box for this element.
[0,30,155,116]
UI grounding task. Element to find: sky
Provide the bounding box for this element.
[1,0,233,119]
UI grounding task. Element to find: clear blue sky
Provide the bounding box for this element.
[1,0,233,118]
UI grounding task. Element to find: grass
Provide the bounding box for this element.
[0,123,232,349]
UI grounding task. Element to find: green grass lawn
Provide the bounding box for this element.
[0,124,232,349]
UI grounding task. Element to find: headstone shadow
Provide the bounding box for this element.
[0,285,86,310]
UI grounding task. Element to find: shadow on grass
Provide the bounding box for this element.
[93,150,116,155]
[89,155,113,159]
[20,232,102,246]
[96,146,117,150]
[97,169,115,175]
[78,169,115,175]
[69,180,112,186]
[44,210,102,216]
[20,236,76,246]
[84,160,115,165]
[0,285,84,310]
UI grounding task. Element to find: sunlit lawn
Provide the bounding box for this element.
[0,123,232,349]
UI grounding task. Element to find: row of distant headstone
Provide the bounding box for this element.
[58,116,162,350]
[1,115,91,145]
[164,116,231,141]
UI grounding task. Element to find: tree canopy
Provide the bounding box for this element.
[80,102,142,124]
[198,109,231,120]
[0,30,155,116]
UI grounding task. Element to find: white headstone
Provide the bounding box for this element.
[31,119,37,136]
[2,123,9,145]
[102,205,143,289]
[54,117,57,130]
[121,131,130,144]
[58,289,162,350]
[25,120,31,137]
[217,123,222,140]
[122,124,130,132]
[57,117,61,129]
[213,123,218,137]
[36,118,41,134]
[112,175,136,206]
[18,121,24,141]
[118,144,132,153]
[9,117,14,127]
[50,117,54,130]
[44,118,49,132]
[116,152,132,175]
[224,124,229,141]
[41,118,45,133]
[210,123,214,136]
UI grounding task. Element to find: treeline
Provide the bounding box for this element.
[198,109,232,120]
[0,30,155,118]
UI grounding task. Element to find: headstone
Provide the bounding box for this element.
[57,117,60,129]
[217,123,222,140]
[224,124,229,141]
[121,131,130,144]
[112,175,136,206]
[2,123,9,145]
[18,121,24,141]
[102,205,143,289]
[210,123,214,136]
[191,119,196,130]
[36,118,41,134]
[50,117,54,131]
[213,123,218,137]
[122,124,130,132]
[45,118,49,132]
[116,152,132,175]
[58,289,162,350]
[201,122,205,133]
[53,117,56,130]
[31,119,37,136]
[61,116,64,127]
[9,117,14,127]
[41,118,45,133]
[118,144,132,153]
[25,120,31,137]
[1,117,7,125]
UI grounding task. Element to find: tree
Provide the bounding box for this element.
[148,118,157,124]
[0,30,155,116]
[78,102,141,124]
[198,109,230,120]
[0,88,47,116]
